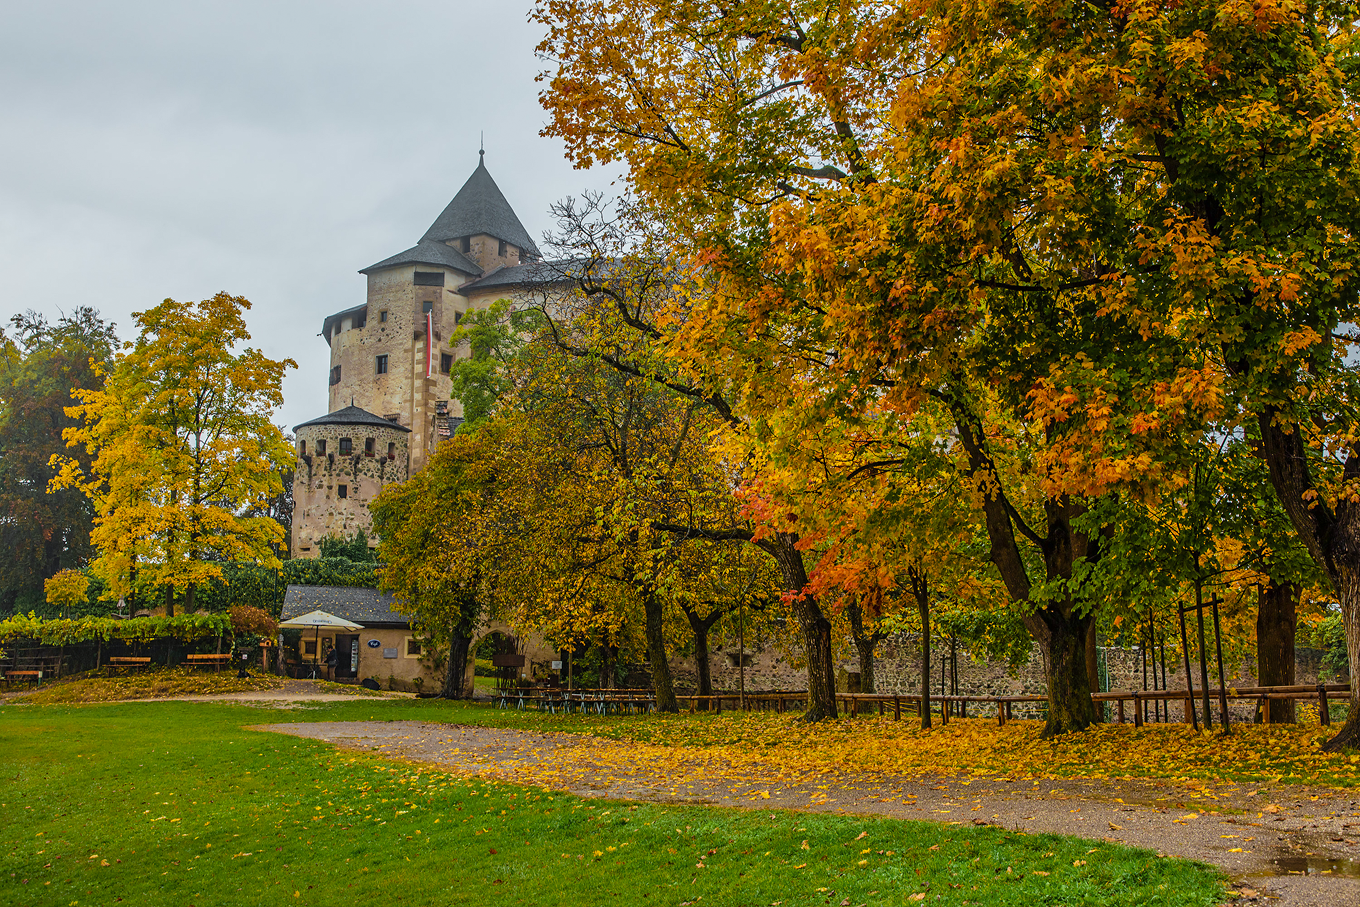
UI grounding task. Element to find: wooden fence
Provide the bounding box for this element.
[670,682,1352,727]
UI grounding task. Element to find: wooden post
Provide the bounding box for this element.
[894,696,901,721]
[1132,692,1142,728]
[998,701,1006,727]
[1318,685,1331,726]
[1117,698,1126,724]
[715,696,722,715]
[1006,701,1013,722]
[941,698,949,725]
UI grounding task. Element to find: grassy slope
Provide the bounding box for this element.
[0,699,1224,907]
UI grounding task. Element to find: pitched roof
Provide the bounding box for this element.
[458,259,579,293]
[420,154,541,258]
[282,585,411,627]
[293,404,411,433]
[359,238,483,277]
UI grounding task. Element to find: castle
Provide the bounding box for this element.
[290,153,552,557]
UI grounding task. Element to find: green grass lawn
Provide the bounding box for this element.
[0,698,1225,907]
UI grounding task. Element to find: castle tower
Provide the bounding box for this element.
[291,154,553,559]
[291,406,411,556]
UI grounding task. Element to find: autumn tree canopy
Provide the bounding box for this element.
[52,294,295,616]
[536,0,1360,739]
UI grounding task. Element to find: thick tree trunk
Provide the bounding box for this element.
[1256,411,1360,751]
[1086,622,1102,723]
[644,591,678,712]
[598,640,617,689]
[1256,579,1298,724]
[1027,609,1096,737]
[441,624,472,699]
[163,585,174,618]
[1328,566,1360,749]
[185,583,196,614]
[760,532,836,720]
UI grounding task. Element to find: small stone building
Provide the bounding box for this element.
[281,585,438,691]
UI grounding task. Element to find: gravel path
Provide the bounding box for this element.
[261,720,1360,906]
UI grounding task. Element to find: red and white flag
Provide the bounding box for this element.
[425,310,434,378]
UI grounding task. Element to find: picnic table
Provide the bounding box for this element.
[498,687,656,715]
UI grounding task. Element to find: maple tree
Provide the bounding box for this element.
[51,294,295,616]
[371,431,497,698]
[536,0,1360,740]
[0,308,116,615]
[43,568,90,617]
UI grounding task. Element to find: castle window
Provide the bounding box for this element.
[379,310,388,323]
[422,301,434,314]
[375,354,388,375]
[298,440,306,455]
[329,365,341,386]
[454,311,461,325]
[354,311,367,329]
[387,441,396,459]
[441,353,453,374]
[316,440,327,455]
[460,236,471,253]
[414,271,445,287]
[383,413,401,424]
[364,437,375,456]
[405,638,422,657]
[498,240,507,256]
[339,438,352,455]
[337,484,348,499]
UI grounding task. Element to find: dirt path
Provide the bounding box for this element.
[261,720,1360,907]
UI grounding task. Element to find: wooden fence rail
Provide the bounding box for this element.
[667,683,1351,727]
[495,683,1350,727]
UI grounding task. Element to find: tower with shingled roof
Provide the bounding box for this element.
[291,153,560,558]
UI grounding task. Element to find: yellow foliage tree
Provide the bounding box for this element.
[51,293,295,615]
[43,568,90,617]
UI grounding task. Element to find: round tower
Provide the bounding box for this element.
[291,405,411,558]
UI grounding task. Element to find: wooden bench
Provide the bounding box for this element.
[3,670,43,687]
[183,654,233,672]
[107,656,152,675]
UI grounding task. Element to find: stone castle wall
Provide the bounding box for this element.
[292,423,409,556]
[665,631,1332,720]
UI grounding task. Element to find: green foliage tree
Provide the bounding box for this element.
[0,307,116,615]
[52,294,296,615]
[318,529,377,563]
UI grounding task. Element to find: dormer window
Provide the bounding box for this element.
[498,240,507,256]
[460,237,471,253]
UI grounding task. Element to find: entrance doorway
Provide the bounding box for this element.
[334,634,359,680]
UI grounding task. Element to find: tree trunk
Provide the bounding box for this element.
[163,585,175,618]
[185,583,196,614]
[442,623,472,699]
[847,597,884,694]
[760,532,836,720]
[598,640,617,689]
[644,591,678,712]
[1256,579,1298,724]
[683,607,719,710]
[1086,622,1102,723]
[1255,410,1360,751]
[1028,609,1096,737]
[919,590,930,728]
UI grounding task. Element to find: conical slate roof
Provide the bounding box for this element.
[294,404,411,433]
[420,153,541,259]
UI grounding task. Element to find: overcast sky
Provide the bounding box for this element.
[0,0,619,430]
